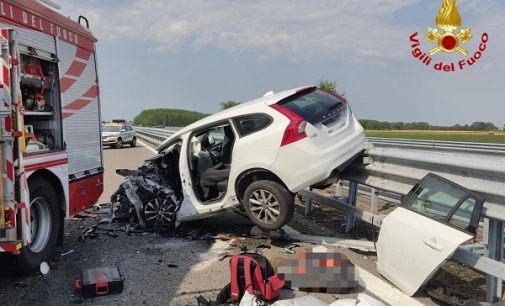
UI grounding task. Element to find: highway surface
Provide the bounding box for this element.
[0,142,426,305]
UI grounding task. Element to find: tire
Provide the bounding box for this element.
[242,180,294,231]
[130,137,137,147]
[115,138,123,149]
[17,177,61,274]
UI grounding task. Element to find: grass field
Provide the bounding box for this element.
[365,130,505,144]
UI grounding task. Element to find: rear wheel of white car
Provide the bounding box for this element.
[131,137,137,147]
[243,180,294,231]
[17,177,61,274]
[115,138,123,149]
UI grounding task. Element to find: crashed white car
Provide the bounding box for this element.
[151,86,366,230]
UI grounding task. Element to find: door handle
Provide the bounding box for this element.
[423,239,443,251]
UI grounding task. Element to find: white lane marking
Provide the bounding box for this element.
[137,139,158,154]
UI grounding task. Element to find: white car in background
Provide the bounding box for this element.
[158,86,366,230]
[102,125,137,149]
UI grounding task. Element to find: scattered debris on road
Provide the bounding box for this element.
[282,226,376,253]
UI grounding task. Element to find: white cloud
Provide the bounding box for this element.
[61,0,422,62]
[61,0,505,65]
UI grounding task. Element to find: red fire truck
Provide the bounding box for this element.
[0,0,103,272]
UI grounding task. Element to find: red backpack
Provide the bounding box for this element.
[217,253,285,303]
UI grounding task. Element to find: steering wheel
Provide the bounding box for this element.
[209,144,222,159]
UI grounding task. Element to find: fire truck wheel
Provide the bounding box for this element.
[17,177,61,274]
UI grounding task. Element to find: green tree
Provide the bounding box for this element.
[318,79,344,96]
[220,100,240,110]
[470,122,487,131]
[133,108,208,127]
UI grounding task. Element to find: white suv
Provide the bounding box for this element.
[102,125,137,149]
[158,86,366,230]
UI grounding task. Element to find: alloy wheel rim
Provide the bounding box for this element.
[144,198,176,227]
[249,189,280,224]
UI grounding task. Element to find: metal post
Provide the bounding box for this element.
[486,220,504,303]
[304,187,313,215]
[371,188,379,213]
[345,181,358,233]
[336,180,344,198]
[482,218,489,245]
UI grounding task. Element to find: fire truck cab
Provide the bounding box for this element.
[0,0,103,272]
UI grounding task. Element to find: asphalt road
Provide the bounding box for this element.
[0,142,243,305]
[0,141,428,305]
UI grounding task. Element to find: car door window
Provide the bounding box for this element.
[120,126,127,133]
[448,196,479,233]
[403,174,483,234]
[233,114,272,137]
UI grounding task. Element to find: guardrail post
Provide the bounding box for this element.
[482,218,489,245]
[336,180,344,198]
[370,188,379,213]
[345,181,358,233]
[486,219,504,303]
[304,187,313,215]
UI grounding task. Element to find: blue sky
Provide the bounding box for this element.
[61,0,505,126]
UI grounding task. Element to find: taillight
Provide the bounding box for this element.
[270,104,307,146]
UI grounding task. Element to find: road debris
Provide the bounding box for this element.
[39,262,49,275]
[60,250,75,257]
[281,226,376,253]
[282,243,302,254]
[269,293,385,306]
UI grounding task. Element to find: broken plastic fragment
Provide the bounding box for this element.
[40,261,49,275]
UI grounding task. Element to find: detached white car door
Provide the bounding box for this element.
[376,174,483,296]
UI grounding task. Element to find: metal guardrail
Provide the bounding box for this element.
[312,142,505,302]
[369,137,505,156]
[133,126,505,301]
[133,126,179,147]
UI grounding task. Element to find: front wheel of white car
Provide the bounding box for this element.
[242,180,294,231]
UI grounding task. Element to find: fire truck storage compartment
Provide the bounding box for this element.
[20,52,63,154]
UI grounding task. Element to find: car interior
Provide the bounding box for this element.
[188,124,235,203]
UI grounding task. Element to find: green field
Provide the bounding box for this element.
[365,130,505,144]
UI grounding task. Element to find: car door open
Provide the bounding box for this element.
[376,173,484,296]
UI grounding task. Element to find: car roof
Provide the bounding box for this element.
[158,85,314,151]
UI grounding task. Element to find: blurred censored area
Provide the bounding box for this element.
[275,247,358,293]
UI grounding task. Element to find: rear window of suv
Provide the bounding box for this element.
[277,88,347,124]
[233,114,272,137]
